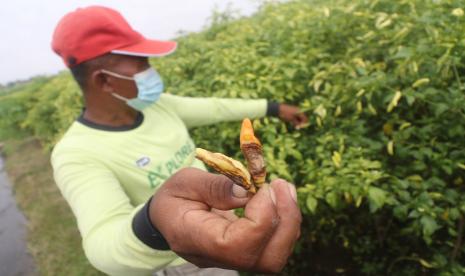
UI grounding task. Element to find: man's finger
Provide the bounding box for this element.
[297,112,309,123]
[254,179,302,273]
[211,208,239,221]
[293,112,307,123]
[167,168,249,210]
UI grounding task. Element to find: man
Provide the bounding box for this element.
[51,6,305,276]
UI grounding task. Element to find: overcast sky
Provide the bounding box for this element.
[0,0,260,85]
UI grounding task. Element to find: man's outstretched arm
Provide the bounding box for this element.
[159,94,308,128]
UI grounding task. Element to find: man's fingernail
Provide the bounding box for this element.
[287,182,297,203]
[232,184,248,198]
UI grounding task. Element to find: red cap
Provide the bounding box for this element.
[52,6,177,67]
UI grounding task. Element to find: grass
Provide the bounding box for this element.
[2,137,104,276]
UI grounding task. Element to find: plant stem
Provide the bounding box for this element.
[451,214,464,261]
[452,63,463,90]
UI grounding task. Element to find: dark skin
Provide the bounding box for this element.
[80,54,304,273]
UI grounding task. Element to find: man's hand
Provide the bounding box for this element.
[150,168,302,273]
[278,104,308,128]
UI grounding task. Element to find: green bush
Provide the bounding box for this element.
[2,0,465,274]
[0,77,50,140]
[20,72,82,149]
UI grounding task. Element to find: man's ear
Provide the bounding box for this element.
[90,70,114,94]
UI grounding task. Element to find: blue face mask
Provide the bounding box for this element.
[101,67,164,111]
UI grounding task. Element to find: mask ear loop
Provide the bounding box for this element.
[101,69,134,81]
[100,69,135,102]
[111,92,129,102]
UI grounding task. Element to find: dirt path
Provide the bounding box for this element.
[0,156,36,276]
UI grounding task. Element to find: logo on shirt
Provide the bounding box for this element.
[147,140,195,188]
[136,156,151,168]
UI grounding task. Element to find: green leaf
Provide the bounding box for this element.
[419,259,434,268]
[368,187,386,213]
[434,103,448,117]
[420,216,440,240]
[393,205,408,219]
[306,195,318,214]
[405,94,415,106]
[412,78,430,88]
[392,46,413,59]
[325,191,339,209]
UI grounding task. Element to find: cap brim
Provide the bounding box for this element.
[111,39,177,57]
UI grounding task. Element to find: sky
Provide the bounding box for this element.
[0,0,261,85]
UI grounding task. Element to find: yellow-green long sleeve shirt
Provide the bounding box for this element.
[51,94,268,276]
